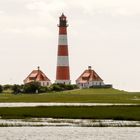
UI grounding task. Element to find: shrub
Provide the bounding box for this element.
[49,83,78,92]
[23,82,41,93]
[39,86,49,93]
[3,85,13,90]
[12,84,22,94]
[0,85,3,93]
[50,84,62,91]
[66,84,78,90]
[90,84,113,89]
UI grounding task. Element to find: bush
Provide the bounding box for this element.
[66,84,78,90]
[50,84,62,91]
[23,82,41,93]
[90,84,113,89]
[0,85,3,93]
[49,83,78,92]
[1,83,78,94]
[3,85,13,90]
[22,82,49,93]
[12,84,22,94]
[39,86,49,93]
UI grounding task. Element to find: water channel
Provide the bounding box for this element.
[0,102,139,107]
[0,127,139,140]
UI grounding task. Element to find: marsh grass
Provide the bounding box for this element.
[0,106,140,121]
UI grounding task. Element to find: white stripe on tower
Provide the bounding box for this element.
[57,56,69,66]
[55,13,71,84]
[58,35,68,45]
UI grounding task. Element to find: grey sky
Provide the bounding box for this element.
[0,0,140,91]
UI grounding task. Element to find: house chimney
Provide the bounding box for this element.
[37,66,40,71]
[88,66,92,70]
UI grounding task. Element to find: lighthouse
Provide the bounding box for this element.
[55,13,71,84]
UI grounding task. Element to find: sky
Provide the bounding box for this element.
[0,0,140,91]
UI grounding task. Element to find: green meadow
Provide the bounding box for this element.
[0,106,140,120]
[0,88,140,104]
[0,88,140,120]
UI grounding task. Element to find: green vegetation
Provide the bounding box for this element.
[0,88,140,121]
[0,106,140,120]
[1,83,78,94]
[0,88,140,103]
[0,85,2,93]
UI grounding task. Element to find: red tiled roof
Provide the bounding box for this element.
[82,72,90,77]
[24,69,50,84]
[76,68,103,83]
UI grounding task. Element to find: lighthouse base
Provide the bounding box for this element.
[55,80,71,85]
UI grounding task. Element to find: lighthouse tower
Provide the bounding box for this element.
[55,13,71,84]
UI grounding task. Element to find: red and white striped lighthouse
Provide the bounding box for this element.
[55,13,71,84]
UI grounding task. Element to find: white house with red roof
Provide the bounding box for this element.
[24,67,51,86]
[76,66,104,88]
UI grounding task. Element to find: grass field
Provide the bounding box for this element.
[0,88,140,120]
[0,106,140,120]
[0,88,140,103]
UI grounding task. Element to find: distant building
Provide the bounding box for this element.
[24,67,51,86]
[76,66,104,88]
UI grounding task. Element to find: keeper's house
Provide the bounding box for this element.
[76,66,105,88]
[24,67,51,86]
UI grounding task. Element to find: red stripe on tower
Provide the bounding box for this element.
[55,13,71,84]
